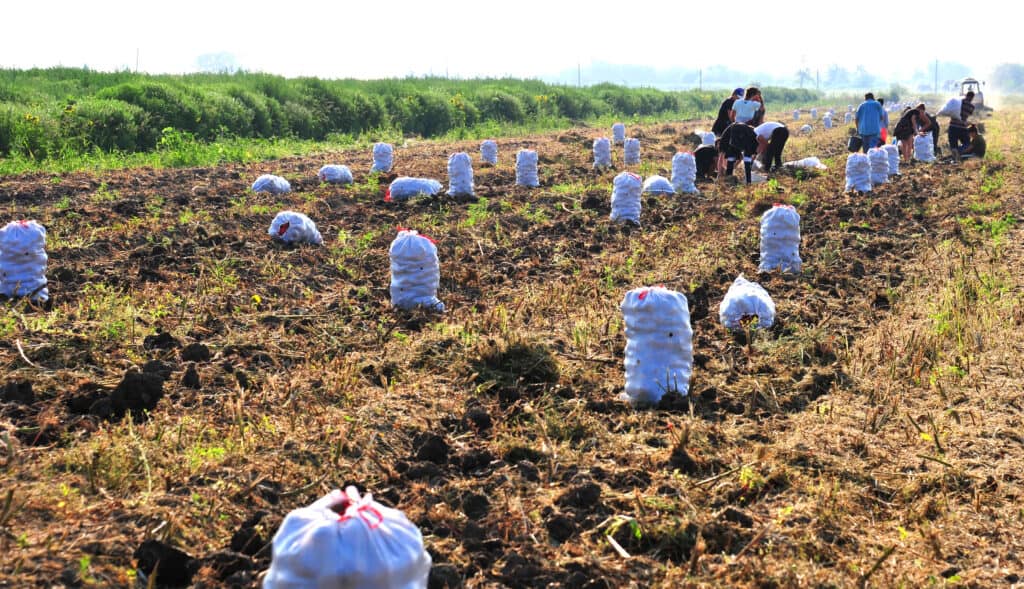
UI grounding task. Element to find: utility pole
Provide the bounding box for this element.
[934,59,938,94]
[577,62,581,88]
[135,48,139,74]
[698,68,702,91]
[816,69,820,91]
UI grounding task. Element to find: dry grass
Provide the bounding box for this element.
[0,108,1021,588]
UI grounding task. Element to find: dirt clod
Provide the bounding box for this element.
[182,363,201,389]
[2,380,34,405]
[428,563,463,589]
[413,433,449,464]
[546,513,577,542]
[181,342,212,362]
[109,369,164,420]
[557,481,602,510]
[461,492,490,519]
[133,539,199,587]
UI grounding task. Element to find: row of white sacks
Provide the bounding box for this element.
[265,200,798,330]
[844,143,928,191]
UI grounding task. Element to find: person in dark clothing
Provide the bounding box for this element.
[694,143,719,179]
[719,122,759,184]
[711,88,744,136]
[893,104,932,163]
[948,91,975,154]
[754,122,788,171]
[959,125,986,159]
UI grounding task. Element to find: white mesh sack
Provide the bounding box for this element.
[800,124,813,134]
[642,175,675,195]
[371,142,394,173]
[446,152,474,197]
[593,137,612,168]
[0,220,48,301]
[936,97,962,119]
[515,149,539,187]
[884,144,900,175]
[823,115,833,129]
[263,487,431,589]
[868,147,890,185]
[252,174,291,194]
[844,153,872,192]
[623,138,640,165]
[844,112,853,124]
[480,140,498,165]
[387,177,443,201]
[783,157,827,170]
[389,229,444,312]
[620,286,693,405]
[671,152,699,194]
[610,172,642,224]
[719,275,776,330]
[758,204,802,273]
[269,211,323,245]
[914,135,935,162]
[810,108,818,119]
[318,165,354,184]
[793,109,800,121]
[612,123,626,145]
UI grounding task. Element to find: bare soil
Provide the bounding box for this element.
[0,111,1021,588]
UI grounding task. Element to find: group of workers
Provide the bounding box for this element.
[857,91,986,162]
[694,86,986,185]
[695,86,790,184]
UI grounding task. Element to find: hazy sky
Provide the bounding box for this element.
[0,0,1008,82]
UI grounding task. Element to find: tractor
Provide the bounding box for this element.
[958,77,989,111]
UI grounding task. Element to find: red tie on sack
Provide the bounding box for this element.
[334,496,384,530]
[278,221,291,236]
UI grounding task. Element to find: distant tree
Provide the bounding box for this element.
[853,66,878,89]
[886,84,908,103]
[795,68,813,88]
[991,63,1024,92]
[824,64,849,89]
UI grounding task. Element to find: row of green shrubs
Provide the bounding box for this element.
[0,68,822,161]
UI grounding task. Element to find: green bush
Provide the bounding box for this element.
[225,87,277,137]
[281,101,316,139]
[61,98,144,152]
[97,82,200,148]
[193,90,252,139]
[0,104,60,159]
[477,90,526,123]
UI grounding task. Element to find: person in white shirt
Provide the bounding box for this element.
[730,87,764,125]
[754,121,789,172]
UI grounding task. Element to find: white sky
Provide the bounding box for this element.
[0,0,1011,83]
